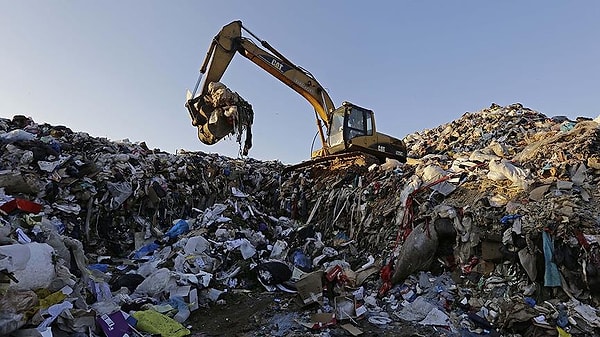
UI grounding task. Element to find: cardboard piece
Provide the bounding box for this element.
[355,265,379,286]
[291,266,307,281]
[295,270,323,305]
[529,184,550,201]
[481,241,503,262]
[341,323,363,336]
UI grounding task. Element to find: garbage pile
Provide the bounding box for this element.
[1,103,599,337]
[280,103,600,336]
[187,81,254,155]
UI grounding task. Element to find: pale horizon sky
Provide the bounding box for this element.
[1,1,599,164]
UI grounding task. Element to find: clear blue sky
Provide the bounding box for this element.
[1,1,599,164]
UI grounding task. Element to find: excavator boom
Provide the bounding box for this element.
[188,20,334,153]
[200,21,335,122]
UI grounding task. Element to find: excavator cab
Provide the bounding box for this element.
[323,102,407,163]
[326,102,372,147]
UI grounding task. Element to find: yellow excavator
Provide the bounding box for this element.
[185,20,406,169]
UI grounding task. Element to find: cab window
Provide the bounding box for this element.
[345,107,373,140]
[327,113,344,146]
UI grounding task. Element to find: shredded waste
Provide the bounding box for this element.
[1,103,600,336]
[187,81,254,156]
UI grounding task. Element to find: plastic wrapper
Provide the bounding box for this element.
[487,159,530,190]
[132,309,191,337]
[392,223,439,284]
[134,268,177,297]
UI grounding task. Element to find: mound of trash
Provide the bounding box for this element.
[1,103,599,336]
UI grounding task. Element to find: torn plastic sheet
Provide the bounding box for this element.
[232,186,248,198]
[421,165,456,196]
[419,307,450,326]
[400,175,421,205]
[487,159,530,190]
[51,202,81,214]
[134,268,177,297]
[37,156,70,173]
[391,223,439,284]
[1,243,56,290]
[518,248,538,282]
[0,244,30,272]
[183,235,210,254]
[0,129,36,143]
[201,203,229,227]
[174,272,211,288]
[395,296,436,322]
[106,181,133,209]
[0,313,26,336]
[469,150,500,162]
[37,301,73,331]
[573,302,600,328]
[225,238,256,259]
[89,280,112,302]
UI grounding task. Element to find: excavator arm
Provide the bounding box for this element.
[187,20,335,154]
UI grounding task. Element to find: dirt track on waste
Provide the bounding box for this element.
[188,291,279,336]
[188,291,438,337]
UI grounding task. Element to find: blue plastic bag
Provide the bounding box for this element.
[292,249,312,272]
[164,219,190,240]
[132,242,160,259]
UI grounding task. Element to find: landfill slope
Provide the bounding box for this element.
[0,103,599,337]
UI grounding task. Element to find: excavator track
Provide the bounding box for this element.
[282,151,381,175]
